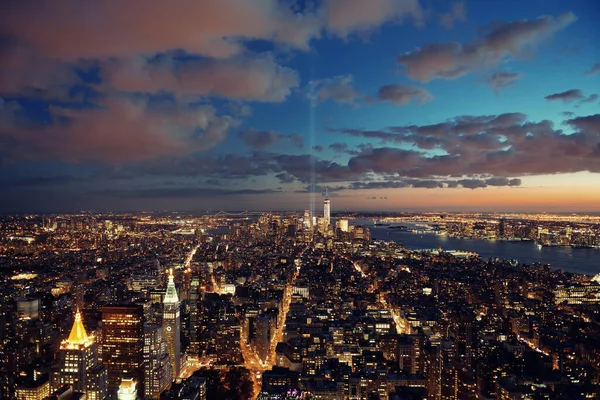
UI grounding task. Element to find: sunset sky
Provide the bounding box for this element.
[1,0,599,213]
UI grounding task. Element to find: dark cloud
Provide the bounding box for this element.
[439,1,466,29]
[485,177,521,186]
[545,89,585,103]
[238,129,303,149]
[335,112,600,178]
[275,172,296,183]
[93,187,281,199]
[377,84,433,105]
[565,114,600,136]
[0,175,82,188]
[312,145,324,152]
[347,177,521,190]
[397,12,576,82]
[486,71,522,93]
[205,179,223,186]
[329,143,349,153]
[587,62,600,76]
[457,179,487,189]
[581,94,599,104]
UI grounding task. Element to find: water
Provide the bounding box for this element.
[364,223,600,276]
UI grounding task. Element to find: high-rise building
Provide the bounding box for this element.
[101,304,144,399]
[323,189,331,229]
[163,270,181,379]
[143,324,172,399]
[56,309,107,400]
[188,278,200,355]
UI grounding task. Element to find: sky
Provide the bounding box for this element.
[1,0,599,213]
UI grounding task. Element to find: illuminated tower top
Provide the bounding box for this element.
[164,269,179,304]
[62,309,93,349]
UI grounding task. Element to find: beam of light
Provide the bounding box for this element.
[309,59,316,217]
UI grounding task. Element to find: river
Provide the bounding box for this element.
[366,224,600,276]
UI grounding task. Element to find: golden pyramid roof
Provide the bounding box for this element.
[67,309,89,345]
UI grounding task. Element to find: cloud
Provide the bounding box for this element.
[312,145,324,152]
[439,2,467,29]
[348,176,521,190]
[0,96,237,164]
[581,94,599,104]
[324,0,424,37]
[486,70,522,93]
[587,62,600,76]
[329,143,349,153]
[397,12,576,82]
[275,172,296,183]
[0,175,82,188]
[239,129,303,149]
[485,177,521,186]
[104,53,299,103]
[545,89,585,103]
[315,75,362,104]
[334,112,600,178]
[94,186,281,199]
[565,114,600,135]
[1,0,426,62]
[0,0,323,60]
[377,84,433,105]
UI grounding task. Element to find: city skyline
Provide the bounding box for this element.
[1,1,600,213]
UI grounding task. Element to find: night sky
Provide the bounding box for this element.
[1,0,599,213]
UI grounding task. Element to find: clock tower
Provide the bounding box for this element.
[163,269,181,378]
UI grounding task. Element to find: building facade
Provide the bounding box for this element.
[101,304,144,399]
[163,270,181,378]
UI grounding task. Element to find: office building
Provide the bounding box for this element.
[323,189,331,229]
[143,324,172,399]
[102,304,144,398]
[15,376,50,400]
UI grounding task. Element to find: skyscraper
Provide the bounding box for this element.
[143,324,172,399]
[101,304,144,399]
[56,309,107,400]
[163,269,181,378]
[323,189,330,229]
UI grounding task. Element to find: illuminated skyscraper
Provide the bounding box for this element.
[143,324,172,399]
[163,269,181,378]
[323,189,330,229]
[56,309,107,400]
[101,304,144,399]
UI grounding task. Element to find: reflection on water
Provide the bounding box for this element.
[357,221,600,276]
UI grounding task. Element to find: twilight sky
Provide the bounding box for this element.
[1,0,599,213]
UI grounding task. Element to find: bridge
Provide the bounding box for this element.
[208,210,266,217]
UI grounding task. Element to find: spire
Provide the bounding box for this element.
[67,308,89,345]
[164,268,179,303]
